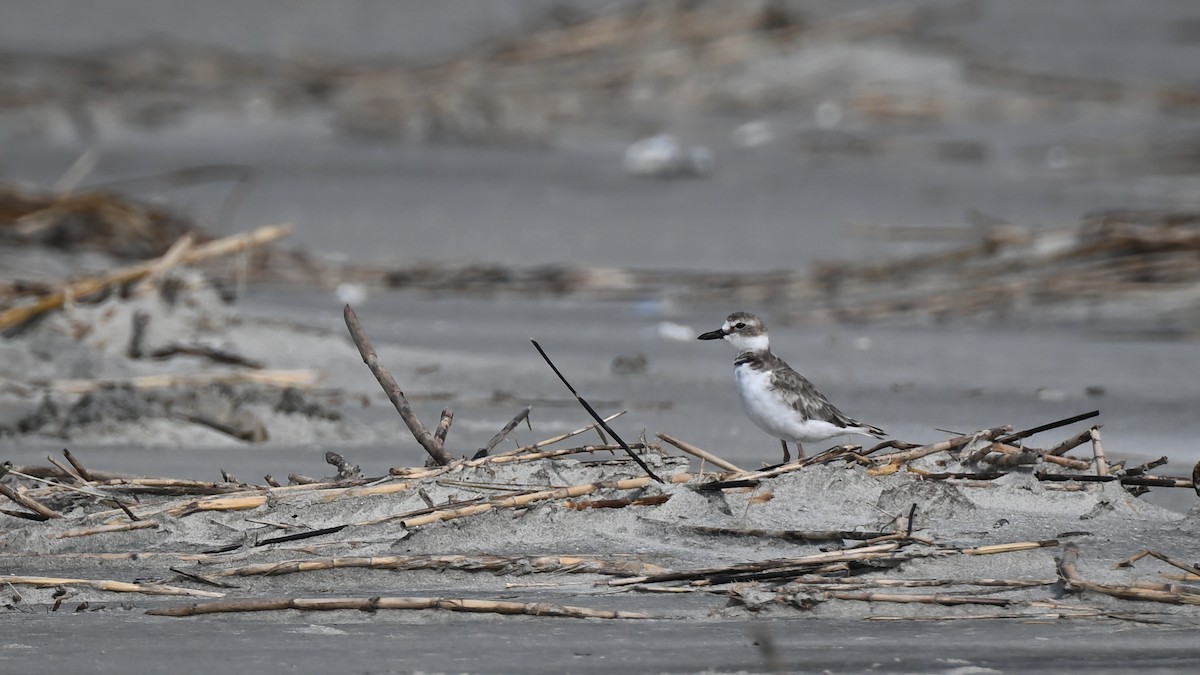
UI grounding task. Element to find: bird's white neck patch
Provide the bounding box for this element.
[727,332,769,354]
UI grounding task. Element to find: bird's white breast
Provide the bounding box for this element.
[733,363,859,443]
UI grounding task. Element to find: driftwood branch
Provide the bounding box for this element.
[343,304,452,466]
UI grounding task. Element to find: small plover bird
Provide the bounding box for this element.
[698,311,885,463]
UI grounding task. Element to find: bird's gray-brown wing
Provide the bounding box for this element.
[766,356,883,435]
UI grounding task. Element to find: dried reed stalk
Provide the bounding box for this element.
[566,495,670,510]
[656,433,745,473]
[0,465,62,520]
[49,369,320,394]
[204,553,668,579]
[684,525,892,542]
[1058,544,1200,606]
[0,223,292,331]
[392,472,691,529]
[1089,426,1109,476]
[822,591,1015,607]
[609,542,902,587]
[491,411,626,458]
[57,520,159,538]
[870,427,1011,465]
[147,595,651,619]
[0,574,223,598]
[960,540,1059,555]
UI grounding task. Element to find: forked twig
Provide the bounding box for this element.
[344,305,452,466]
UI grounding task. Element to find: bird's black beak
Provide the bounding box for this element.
[697,329,725,341]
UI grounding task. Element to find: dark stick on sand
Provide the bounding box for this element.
[996,410,1100,444]
[475,405,533,458]
[530,340,662,483]
[344,304,452,466]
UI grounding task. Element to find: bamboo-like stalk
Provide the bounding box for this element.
[0,574,224,598]
[147,596,651,619]
[57,520,159,538]
[49,369,320,394]
[0,465,62,520]
[362,471,690,529]
[478,405,533,455]
[203,553,668,579]
[1089,426,1109,476]
[135,233,194,293]
[656,433,745,473]
[566,495,670,510]
[684,525,892,542]
[0,223,292,332]
[167,494,268,517]
[960,540,1059,555]
[491,411,626,458]
[609,542,902,587]
[871,427,1011,465]
[824,591,1015,607]
[1045,428,1096,457]
[1058,543,1200,606]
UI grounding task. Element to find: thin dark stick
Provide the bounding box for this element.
[530,340,662,483]
[62,449,94,482]
[344,305,451,466]
[996,410,1099,444]
[1035,472,1194,488]
[479,406,533,456]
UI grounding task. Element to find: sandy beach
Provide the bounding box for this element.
[3,1,1200,673]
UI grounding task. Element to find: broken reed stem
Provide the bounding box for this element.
[434,408,454,445]
[147,595,651,619]
[823,591,1014,607]
[871,427,1012,465]
[609,542,903,587]
[0,466,62,520]
[1089,426,1109,476]
[995,410,1100,445]
[0,223,292,332]
[1058,543,1200,606]
[567,494,671,509]
[480,405,533,455]
[492,410,626,457]
[960,540,1059,555]
[1045,428,1095,457]
[343,304,452,466]
[57,520,159,538]
[135,233,194,294]
[390,472,691,529]
[1034,473,1195,489]
[685,525,892,542]
[49,369,320,395]
[203,554,669,579]
[0,574,223,598]
[656,432,745,473]
[530,339,661,482]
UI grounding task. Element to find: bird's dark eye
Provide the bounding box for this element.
[734,322,746,329]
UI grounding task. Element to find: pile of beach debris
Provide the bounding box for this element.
[2,306,1197,624]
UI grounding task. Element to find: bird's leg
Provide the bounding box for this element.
[795,441,806,460]
[780,440,791,463]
